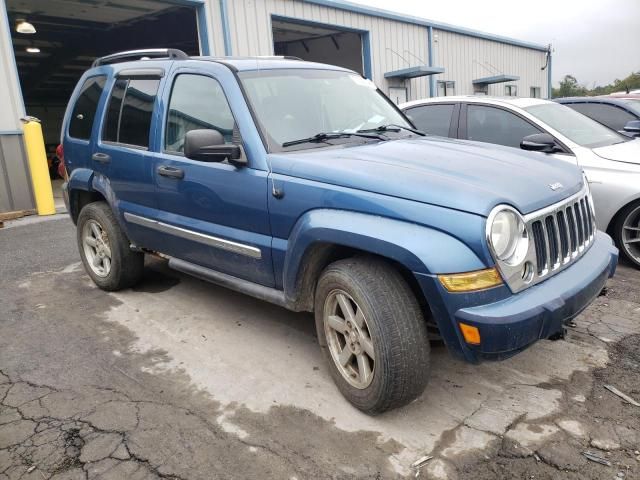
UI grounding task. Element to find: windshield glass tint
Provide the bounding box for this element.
[239,69,411,150]
[524,103,625,148]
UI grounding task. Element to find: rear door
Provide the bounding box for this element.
[403,103,459,138]
[146,64,274,286]
[92,68,165,247]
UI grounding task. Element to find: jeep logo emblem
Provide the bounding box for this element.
[549,182,563,191]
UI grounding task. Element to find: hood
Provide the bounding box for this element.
[593,138,640,165]
[268,136,583,217]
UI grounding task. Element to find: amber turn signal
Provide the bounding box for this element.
[438,268,503,292]
[459,323,481,345]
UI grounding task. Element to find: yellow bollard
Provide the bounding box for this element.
[22,118,55,216]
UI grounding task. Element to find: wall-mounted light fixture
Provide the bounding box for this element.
[16,19,36,34]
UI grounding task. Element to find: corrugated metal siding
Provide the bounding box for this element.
[0,134,34,213]
[0,3,34,213]
[432,29,548,98]
[224,0,430,100]
[202,1,227,56]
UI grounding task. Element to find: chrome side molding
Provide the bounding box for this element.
[123,212,262,259]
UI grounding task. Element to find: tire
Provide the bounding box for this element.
[314,257,430,414]
[613,201,640,269]
[76,202,144,291]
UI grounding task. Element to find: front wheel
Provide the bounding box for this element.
[77,202,144,291]
[613,201,640,269]
[314,257,430,414]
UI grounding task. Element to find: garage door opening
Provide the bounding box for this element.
[272,17,367,77]
[6,0,201,169]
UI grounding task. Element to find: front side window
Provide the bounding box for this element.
[467,104,541,148]
[165,74,236,153]
[525,103,627,148]
[102,78,160,148]
[69,76,107,140]
[568,103,636,132]
[239,69,412,151]
[405,104,455,137]
[437,81,456,97]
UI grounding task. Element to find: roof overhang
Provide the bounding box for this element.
[473,74,520,85]
[384,65,445,79]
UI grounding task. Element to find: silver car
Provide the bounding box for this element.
[400,96,640,268]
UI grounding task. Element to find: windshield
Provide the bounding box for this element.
[524,102,626,148]
[618,99,640,116]
[239,69,412,151]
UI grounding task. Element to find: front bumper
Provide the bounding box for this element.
[416,231,618,363]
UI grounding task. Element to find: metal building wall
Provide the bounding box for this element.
[432,29,548,98]
[221,0,431,100]
[0,1,34,213]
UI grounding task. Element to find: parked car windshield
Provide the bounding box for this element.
[239,69,412,151]
[524,103,627,148]
[618,99,640,116]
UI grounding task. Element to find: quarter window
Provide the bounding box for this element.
[165,74,236,153]
[405,104,455,137]
[102,78,160,148]
[467,105,541,148]
[69,76,106,140]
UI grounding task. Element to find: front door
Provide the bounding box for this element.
[150,69,274,287]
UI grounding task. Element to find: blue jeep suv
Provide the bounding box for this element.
[62,49,618,414]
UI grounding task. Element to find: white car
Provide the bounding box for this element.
[400,96,640,268]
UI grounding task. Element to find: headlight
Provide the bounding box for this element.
[489,208,529,265]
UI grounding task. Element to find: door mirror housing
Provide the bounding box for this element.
[623,120,640,137]
[184,129,245,165]
[520,133,559,153]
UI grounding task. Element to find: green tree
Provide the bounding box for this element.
[553,71,640,98]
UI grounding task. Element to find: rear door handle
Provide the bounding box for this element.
[92,152,111,164]
[157,165,185,180]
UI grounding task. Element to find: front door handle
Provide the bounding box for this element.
[92,152,111,164]
[157,165,185,180]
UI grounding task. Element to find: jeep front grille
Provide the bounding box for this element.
[490,184,596,294]
[528,192,595,278]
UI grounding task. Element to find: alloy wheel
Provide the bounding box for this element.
[622,205,640,265]
[82,219,112,277]
[324,289,375,389]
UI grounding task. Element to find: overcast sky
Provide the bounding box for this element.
[351,0,639,87]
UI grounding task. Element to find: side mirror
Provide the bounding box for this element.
[520,133,559,153]
[184,129,244,164]
[623,120,640,137]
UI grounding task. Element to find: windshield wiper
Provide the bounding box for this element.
[281,131,385,148]
[357,124,426,136]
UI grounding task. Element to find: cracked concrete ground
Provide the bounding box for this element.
[1,215,639,479]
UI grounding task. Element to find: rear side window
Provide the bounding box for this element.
[405,104,455,137]
[467,105,541,148]
[69,76,106,140]
[567,103,636,132]
[165,74,236,153]
[102,78,160,148]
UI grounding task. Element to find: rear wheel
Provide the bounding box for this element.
[77,202,144,290]
[613,201,640,269]
[314,257,430,414]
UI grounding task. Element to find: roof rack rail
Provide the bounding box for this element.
[92,48,188,67]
